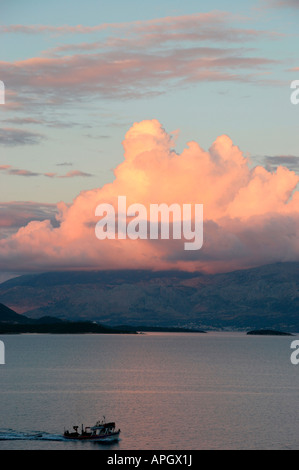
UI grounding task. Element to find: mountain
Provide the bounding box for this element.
[0,302,139,334]
[0,262,298,331]
[0,302,30,323]
[0,302,68,325]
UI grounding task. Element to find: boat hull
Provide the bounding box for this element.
[63,431,120,441]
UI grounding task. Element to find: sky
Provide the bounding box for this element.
[0,0,299,281]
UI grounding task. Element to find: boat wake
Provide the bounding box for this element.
[0,429,68,442]
[0,428,121,445]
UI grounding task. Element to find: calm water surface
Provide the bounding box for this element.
[0,332,298,450]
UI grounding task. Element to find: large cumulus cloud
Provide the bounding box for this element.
[0,119,299,274]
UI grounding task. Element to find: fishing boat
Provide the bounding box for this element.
[63,417,121,441]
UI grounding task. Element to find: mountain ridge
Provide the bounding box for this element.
[0,262,298,331]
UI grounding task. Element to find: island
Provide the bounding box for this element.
[246,329,293,336]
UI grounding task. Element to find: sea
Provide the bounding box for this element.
[0,331,298,450]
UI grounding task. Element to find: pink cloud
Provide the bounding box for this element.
[0,49,278,107]
[0,119,299,274]
[0,12,282,110]
[0,166,94,179]
[45,170,94,178]
[58,170,93,178]
[0,12,264,37]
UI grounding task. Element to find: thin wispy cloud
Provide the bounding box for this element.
[263,0,299,8]
[3,117,85,128]
[0,12,264,36]
[0,49,280,106]
[0,128,45,146]
[45,170,93,178]
[0,11,283,115]
[0,201,59,238]
[0,166,94,178]
[7,168,40,177]
[263,155,299,172]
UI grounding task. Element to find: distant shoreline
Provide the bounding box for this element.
[0,322,137,335]
[0,324,296,335]
[0,322,207,335]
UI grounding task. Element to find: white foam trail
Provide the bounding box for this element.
[0,429,65,441]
